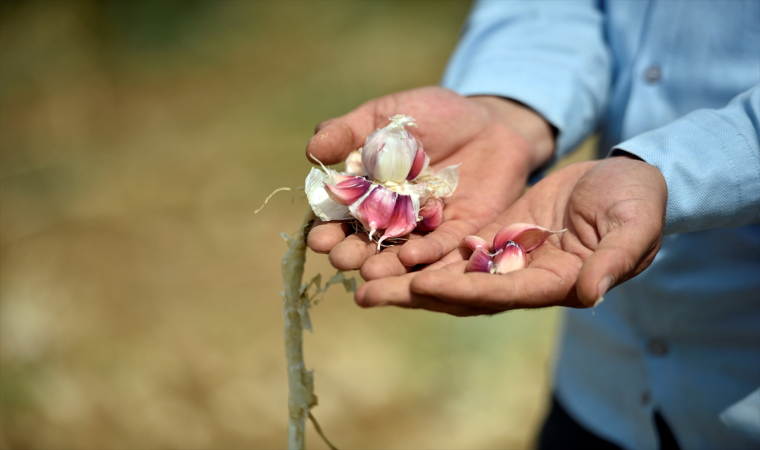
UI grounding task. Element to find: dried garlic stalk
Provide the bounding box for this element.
[281,207,354,450]
[281,208,316,450]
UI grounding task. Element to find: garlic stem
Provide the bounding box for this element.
[282,208,317,450]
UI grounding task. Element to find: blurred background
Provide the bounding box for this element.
[0,1,591,448]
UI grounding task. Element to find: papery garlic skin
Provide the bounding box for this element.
[362,115,425,183]
[305,167,352,222]
[493,223,566,252]
[416,164,460,200]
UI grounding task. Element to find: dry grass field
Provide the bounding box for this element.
[0,2,592,449]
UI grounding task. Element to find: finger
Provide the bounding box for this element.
[359,245,411,280]
[356,263,463,305]
[306,220,350,254]
[575,224,661,307]
[411,247,583,309]
[328,232,377,271]
[362,230,472,279]
[305,102,378,165]
[355,268,499,316]
[397,219,479,267]
[423,245,472,271]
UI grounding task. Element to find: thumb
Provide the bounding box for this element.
[575,223,662,307]
[305,101,378,165]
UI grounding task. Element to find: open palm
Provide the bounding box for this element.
[306,86,553,280]
[355,156,667,316]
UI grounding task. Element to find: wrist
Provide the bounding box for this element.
[469,96,556,172]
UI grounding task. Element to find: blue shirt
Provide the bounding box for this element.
[442,1,760,448]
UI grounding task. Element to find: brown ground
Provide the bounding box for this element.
[0,2,591,449]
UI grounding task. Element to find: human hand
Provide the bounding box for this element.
[305,86,555,280]
[355,155,667,316]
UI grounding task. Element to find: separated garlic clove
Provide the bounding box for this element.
[378,194,418,249]
[493,241,526,274]
[463,235,490,252]
[416,198,443,232]
[465,248,496,274]
[324,176,372,205]
[361,115,420,183]
[493,223,566,252]
[350,185,397,240]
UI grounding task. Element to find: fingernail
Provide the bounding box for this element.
[595,275,613,306]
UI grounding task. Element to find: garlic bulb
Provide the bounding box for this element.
[304,115,459,249]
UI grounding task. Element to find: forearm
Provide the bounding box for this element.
[469,96,556,172]
[442,0,610,160]
[614,85,760,234]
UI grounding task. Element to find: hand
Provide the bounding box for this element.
[305,86,555,280]
[355,156,668,316]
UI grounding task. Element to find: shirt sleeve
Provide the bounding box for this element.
[614,85,760,235]
[441,0,612,160]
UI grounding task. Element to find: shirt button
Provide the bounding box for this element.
[641,390,652,406]
[647,338,669,356]
[644,65,662,83]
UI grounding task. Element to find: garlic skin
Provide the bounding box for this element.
[304,114,459,248]
[305,168,352,222]
[361,115,426,183]
[493,223,566,253]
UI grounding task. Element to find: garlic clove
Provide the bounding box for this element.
[463,235,489,252]
[493,223,566,252]
[378,194,417,249]
[361,115,420,183]
[324,176,372,206]
[465,248,495,274]
[350,185,397,240]
[493,241,526,274]
[361,130,383,178]
[406,142,428,181]
[344,150,366,176]
[416,198,443,232]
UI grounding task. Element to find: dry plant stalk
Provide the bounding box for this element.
[281,208,317,450]
[281,208,349,450]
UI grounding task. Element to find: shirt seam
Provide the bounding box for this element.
[696,110,760,225]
